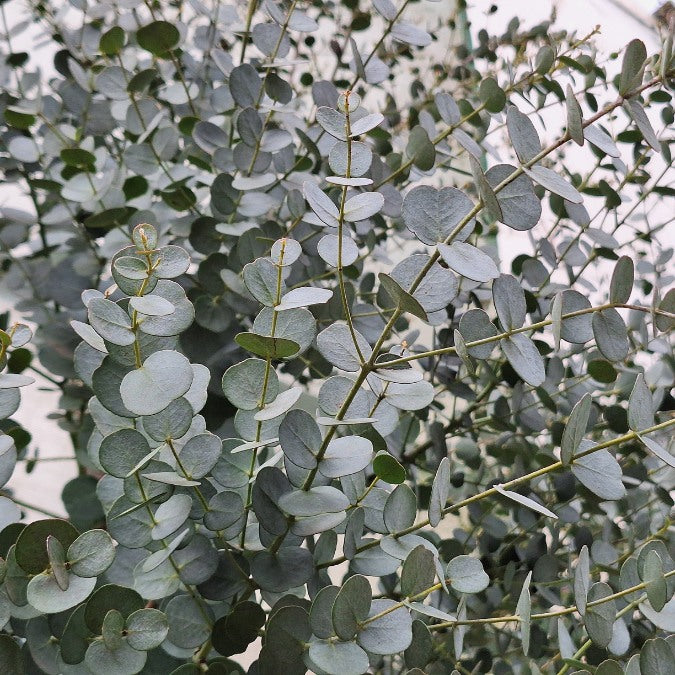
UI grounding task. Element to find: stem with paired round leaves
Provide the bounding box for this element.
[371,302,675,370]
[239,241,285,547]
[269,65,674,559]
[318,418,675,569]
[361,569,674,632]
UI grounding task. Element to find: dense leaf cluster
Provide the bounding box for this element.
[0,0,673,673]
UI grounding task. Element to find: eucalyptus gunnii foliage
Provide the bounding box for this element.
[0,0,673,673]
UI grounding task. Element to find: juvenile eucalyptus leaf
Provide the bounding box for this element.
[506,106,542,163]
[406,126,435,170]
[120,350,194,416]
[437,242,499,282]
[479,77,506,113]
[178,433,222,478]
[429,458,450,527]
[151,494,192,540]
[557,290,594,344]
[343,508,365,560]
[125,608,169,651]
[501,334,546,387]
[401,545,436,597]
[277,287,333,312]
[137,21,180,56]
[357,600,413,655]
[407,603,455,622]
[637,434,675,468]
[378,273,428,321]
[350,113,384,137]
[27,572,96,614]
[391,254,459,313]
[574,545,590,616]
[67,530,115,578]
[316,107,348,140]
[585,124,621,157]
[99,428,151,478]
[318,235,359,268]
[494,485,557,519]
[592,309,629,362]
[71,320,108,353]
[384,484,417,532]
[254,386,302,421]
[303,181,340,227]
[251,547,314,592]
[640,638,673,675]
[459,309,499,359]
[317,323,371,371]
[235,332,300,359]
[493,274,526,330]
[84,639,146,675]
[204,492,245,537]
[619,39,647,95]
[211,601,265,657]
[469,156,503,222]
[624,99,660,151]
[332,574,372,640]
[609,256,634,304]
[566,85,584,145]
[46,535,68,591]
[329,141,372,177]
[278,486,350,517]
[584,582,616,647]
[391,22,431,47]
[373,451,406,484]
[572,444,626,500]
[524,165,583,204]
[561,394,592,465]
[343,192,385,222]
[88,299,135,347]
[142,397,194,441]
[308,640,369,675]
[222,359,278,413]
[386,380,434,411]
[642,550,667,612]
[0,374,33,389]
[129,296,175,317]
[485,164,542,230]
[229,64,263,107]
[628,373,654,431]
[656,289,675,332]
[454,598,467,658]
[446,555,490,594]
[402,185,475,245]
[516,572,532,655]
[435,92,460,125]
[320,436,373,478]
[243,258,280,307]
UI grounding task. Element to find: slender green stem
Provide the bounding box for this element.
[336,91,366,363]
[166,438,209,511]
[429,569,675,631]
[239,0,259,64]
[372,302,673,369]
[3,496,65,519]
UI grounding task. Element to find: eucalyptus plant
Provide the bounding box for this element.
[0,0,674,673]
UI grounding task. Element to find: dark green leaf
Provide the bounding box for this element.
[137,21,179,56]
[619,39,647,95]
[372,451,406,484]
[235,332,300,359]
